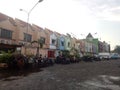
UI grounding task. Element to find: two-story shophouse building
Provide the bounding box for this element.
[70,37,79,55]
[32,24,48,56]
[15,18,35,55]
[0,13,21,53]
[44,28,57,58]
[99,41,110,53]
[86,33,99,55]
[64,34,71,51]
[58,35,65,51]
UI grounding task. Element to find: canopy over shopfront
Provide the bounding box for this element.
[0,43,22,53]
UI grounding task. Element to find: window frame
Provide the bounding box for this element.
[0,28,12,39]
[24,33,32,42]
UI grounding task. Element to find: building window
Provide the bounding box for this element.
[68,42,70,47]
[61,41,64,46]
[74,44,75,47]
[0,28,12,39]
[24,33,32,42]
[52,39,56,45]
[40,37,45,44]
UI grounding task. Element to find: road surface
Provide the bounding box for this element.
[0,60,120,90]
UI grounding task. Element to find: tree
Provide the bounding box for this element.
[31,38,44,57]
[113,45,120,54]
[70,47,80,58]
[62,50,70,57]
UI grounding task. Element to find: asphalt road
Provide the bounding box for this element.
[0,60,120,90]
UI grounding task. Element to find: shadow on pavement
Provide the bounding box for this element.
[0,68,42,81]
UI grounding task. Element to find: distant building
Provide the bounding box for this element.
[86,33,99,55]
[58,35,65,51]
[64,33,71,51]
[44,28,57,58]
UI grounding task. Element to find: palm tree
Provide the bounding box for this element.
[31,38,44,57]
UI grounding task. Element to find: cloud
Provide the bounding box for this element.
[75,0,120,21]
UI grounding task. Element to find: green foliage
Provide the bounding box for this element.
[61,48,80,59]
[31,38,44,56]
[113,45,120,54]
[62,50,70,57]
[70,47,80,58]
[75,53,80,59]
[31,39,44,48]
[0,52,13,64]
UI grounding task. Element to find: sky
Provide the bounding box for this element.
[0,0,120,50]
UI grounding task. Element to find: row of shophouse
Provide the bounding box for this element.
[0,13,110,58]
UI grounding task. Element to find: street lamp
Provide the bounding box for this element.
[20,0,43,42]
[20,0,43,55]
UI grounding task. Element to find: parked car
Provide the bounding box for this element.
[110,53,120,59]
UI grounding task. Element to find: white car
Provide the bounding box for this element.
[98,52,110,60]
